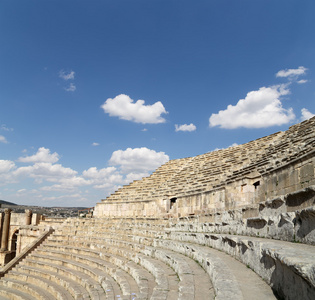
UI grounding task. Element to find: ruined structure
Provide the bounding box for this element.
[0,117,314,299]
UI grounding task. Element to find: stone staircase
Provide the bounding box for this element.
[1,217,314,299]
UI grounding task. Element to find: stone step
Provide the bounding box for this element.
[163,231,315,300]
[42,240,178,300]
[13,264,91,300]
[5,270,73,300]
[0,282,34,300]
[19,257,109,300]
[34,247,139,299]
[44,239,215,300]
[40,243,153,300]
[0,277,56,300]
[50,230,272,299]
[155,238,276,300]
[101,238,212,299]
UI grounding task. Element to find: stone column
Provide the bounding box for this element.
[0,208,12,251]
[25,209,32,225]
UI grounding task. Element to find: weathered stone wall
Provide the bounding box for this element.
[171,153,315,217]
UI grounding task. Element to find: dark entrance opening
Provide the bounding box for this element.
[170,197,177,210]
[253,181,260,189]
[11,230,18,258]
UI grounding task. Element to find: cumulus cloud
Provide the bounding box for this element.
[92,142,100,146]
[59,70,75,80]
[175,123,196,132]
[0,160,16,185]
[18,147,59,163]
[40,176,90,191]
[0,135,8,143]
[101,94,168,124]
[297,79,308,84]
[0,160,16,173]
[64,83,76,92]
[14,162,77,181]
[1,145,171,206]
[109,147,169,174]
[276,66,307,79]
[209,85,295,129]
[301,108,315,121]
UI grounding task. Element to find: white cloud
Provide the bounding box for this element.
[40,176,90,192]
[301,108,315,121]
[14,162,77,181]
[83,166,116,178]
[0,160,16,173]
[175,123,196,132]
[0,160,16,185]
[209,85,295,129]
[276,66,307,78]
[0,145,171,206]
[109,147,169,174]
[0,135,8,143]
[18,147,60,163]
[59,70,75,80]
[64,83,76,92]
[101,94,168,124]
[82,166,123,189]
[92,142,100,146]
[297,79,308,84]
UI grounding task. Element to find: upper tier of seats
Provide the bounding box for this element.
[101,116,315,203]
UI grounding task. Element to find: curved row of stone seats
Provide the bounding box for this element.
[17,251,121,300]
[65,233,273,299]
[0,284,35,300]
[105,157,193,203]
[4,264,91,299]
[0,270,72,300]
[42,238,156,299]
[51,218,278,299]
[1,214,314,299]
[100,116,315,205]
[119,219,315,300]
[44,233,213,299]
[32,248,138,298]
[48,231,240,299]
[159,132,283,197]
[63,217,314,299]
[159,231,315,300]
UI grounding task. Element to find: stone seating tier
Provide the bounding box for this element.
[1,216,314,299]
[98,117,315,205]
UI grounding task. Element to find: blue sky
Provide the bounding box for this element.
[1,0,315,207]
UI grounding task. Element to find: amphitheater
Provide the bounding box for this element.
[0,117,315,300]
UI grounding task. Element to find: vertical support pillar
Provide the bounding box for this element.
[0,209,12,251]
[25,209,32,225]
